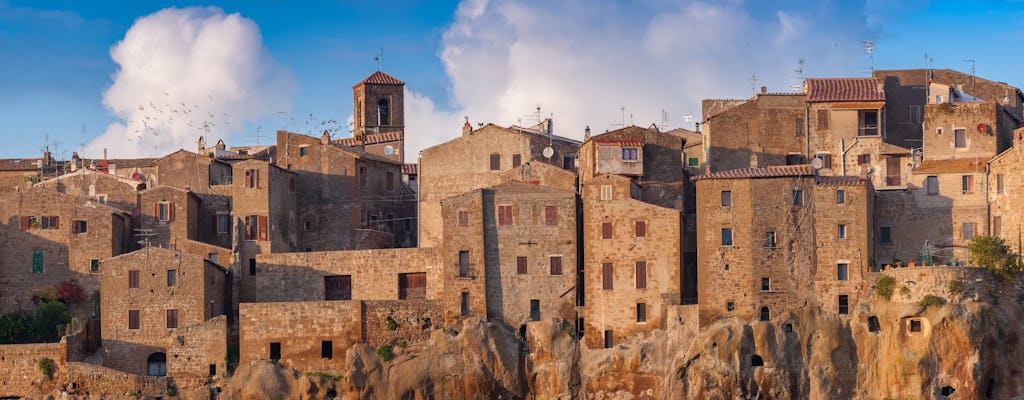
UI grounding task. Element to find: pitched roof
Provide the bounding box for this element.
[817,176,868,186]
[594,139,644,147]
[333,131,404,146]
[913,158,990,174]
[692,164,814,181]
[0,158,45,171]
[402,163,418,175]
[805,78,885,102]
[358,71,404,86]
[328,143,403,165]
[96,158,159,168]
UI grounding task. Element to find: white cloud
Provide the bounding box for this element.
[85,6,294,158]
[404,0,874,155]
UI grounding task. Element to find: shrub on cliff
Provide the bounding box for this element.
[875,276,896,300]
[38,357,56,380]
[377,345,394,361]
[968,235,1023,279]
[919,295,946,308]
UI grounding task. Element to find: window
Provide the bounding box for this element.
[837,263,849,280]
[73,220,88,234]
[636,303,647,323]
[600,185,612,201]
[909,105,921,124]
[838,295,849,315]
[635,261,647,289]
[997,174,1005,194]
[249,259,256,276]
[936,95,944,103]
[128,310,140,330]
[563,155,574,169]
[244,215,267,240]
[634,220,646,237]
[794,117,804,136]
[721,191,732,207]
[926,176,939,195]
[993,216,1002,237]
[321,341,333,360]
[621,147,638,161]
[721,228,733,246]
[602,263,614,290]
[760,307,770,321]
[954,129,966,148]
[299,146,308,157]
[836,189,845,204]
[530,299,541,321]
[909,319,921,333]
[244,169,260,188]
[816,153,832,169]
[377,98,390,125]
[489,153,501,171]
[857,154,870,165]
[497,205,513,226]
[386,171,394,192]
[31,250,43,273]
[90,259,99,273]
[764,231,776,248]
[727,302,735,312]
[792,190,804,206]
[517,256,528,274]
[269,342,281,360]
[458,251,469,277]
[937,127,943,136]
[33,215,59,229]
[216,213,230,234]
[816,109,829,129]
[210,364,217,376]
[156,202,174,222]
[358,166,368,188]
[604,330,613,349]
[962,175,974,194]
[688,157,699,167]
[545,206,558,226]
[549,256,563,275]
[858,110,879,136]
[786,154,802,165]
[458,211,469,226]
[461,292,470,316]
[147,353,166,377]
[166,270,177,286]
[879,227,892,244]
[761,278,770,291]
[838,224,847,239]
[398,272,427,300]
[601,222,612,239]
[324,275,352,300]
[129,270,140,288]
[962,222,975,240]
[208,253,218,263]
[512,154,522,167]
[166,309,178,329]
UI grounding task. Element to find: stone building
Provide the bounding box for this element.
[348,71,406,163]
[694,165,873,326]
[440,181,577,329]
[701,92,807,171]
[418,121,580,248]
[0,187,133,313]
[0,148,64,193]
[988,134,1024,255]
[99,246,228,383]
[34,168,145,212]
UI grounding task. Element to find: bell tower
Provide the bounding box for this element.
[352,71,405,162]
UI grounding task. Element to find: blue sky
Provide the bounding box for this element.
[1,0,1022,158]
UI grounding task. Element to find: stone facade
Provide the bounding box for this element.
[138,185,201,250]
[923,101,1009,160]
[99,247,228,379]
[988,139,1024,254]
[702,94,807,172]
[34,168,145,212]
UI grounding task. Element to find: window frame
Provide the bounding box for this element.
[926,176,939,195]
[838,224,847,239]
[621,147,639,161]
[721,191,732,207]
[837,263,849,281]
[721,228,733,247]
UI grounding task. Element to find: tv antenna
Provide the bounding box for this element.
[749,74,760,96]
[375,48,384,71]
[963,59,976,85]
[134,228,157,248]
[863,40,874,73]
[790,58,805,91]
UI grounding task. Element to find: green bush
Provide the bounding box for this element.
[38,357,56,380]
[0,313,32,344]
[32,300,70,342]
[919,295,946,308]
[947,280,965,296]
[376,345,394,362]
[875,276,896,300]
[968,235,1024,278]
[899,286,911,299]
[385,316,397,331]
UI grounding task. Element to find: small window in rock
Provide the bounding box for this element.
[461,292,470,316]
[249,259,257,276]
[726,302,735,312]
[603,330,613,349]
[909,319,922,333]
[636,303,647,323]
[269,342,281,360]
[784,323,793,333]
[322,341,333,360]
[940,386,955,396]
[209,364,217,376]
[530,299,540,321]
[868,316,880,332]
[751,354,764,367]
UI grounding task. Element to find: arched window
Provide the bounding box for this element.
[147,352,167,376]
[759,306,770,322]
[377,98,390,126]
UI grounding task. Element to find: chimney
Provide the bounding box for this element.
[462,116,473,136]
[320,130,331,145]
[544,118,553,134]
[71,152,80,172]
[198,136,206,153]
[584,126,591,141]
[43,146,52,165]
[760,86,767,94]
[695,122,701,133]
[103,148,107,161]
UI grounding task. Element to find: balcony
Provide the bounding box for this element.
[453,263,477,279]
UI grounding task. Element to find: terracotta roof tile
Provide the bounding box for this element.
[913,158,990,174]
[402,163,418,175]
[805,78,885,102]
[817,176,868,186]
[594,139,644,147]
[692,164,814,181]
[0,158,45,171]
[358,71,404,85]
[333,131,404,146]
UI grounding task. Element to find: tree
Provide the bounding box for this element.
[967,235,1023,279]
[31,300,70,342]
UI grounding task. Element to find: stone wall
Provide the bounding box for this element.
[812,180,874,314]
[35,169,142,212]
[923,101,1003,159]
[988,141,1024,254]
[0,341,66,396]
[65,362,169,398]
[363,300,444,347]
[703,94,806,172]
[239,301,362,372]
[880,266,1017,304]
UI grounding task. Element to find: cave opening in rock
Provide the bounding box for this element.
[751,354,764,367]
[909,319,922,333]
[986,378,995,398]
[784,323,793,333]
[940,386,955,396]
[868,316,880,332]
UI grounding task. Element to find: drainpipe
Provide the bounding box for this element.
[805,104,811,162]
[840,138,859,176]
[985,163,991,235]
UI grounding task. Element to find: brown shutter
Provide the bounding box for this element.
[169,203,175,222]
[517,256,528,274]
[602,263,614,290]
[550,256,562,275]
[490,154,500,170]
[256,169,261,188]
[635,221,646,237]
[154,203,159,218]
[258,215,268,240]
[20,216,29,230]
[602,222,612,239]
[635,261,647,289]
[817,109,829,129]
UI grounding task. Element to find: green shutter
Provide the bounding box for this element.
[32,250,43,273]
[91,259,99,273]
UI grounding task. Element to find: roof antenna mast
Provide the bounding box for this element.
[863,40,874,74]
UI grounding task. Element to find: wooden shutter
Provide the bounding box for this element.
[602,222,612,239]
[635,221,646,237]
[49,216,58,229]
[169,203,175,222]
[602,263,613,290]
[545,206,557,226]
[128,310,139,330]
[550,256,562,275]
[129,270,139,288]
[244,216,252,240]
[154,203,160,218]
[635,261,647,289]
[20,216,29,230]
[244,169,252,187]
[517,256,528,274]
[166,309,178,329]
[817,109,829,129]
[258,215,268,240]
[490,154,500,170]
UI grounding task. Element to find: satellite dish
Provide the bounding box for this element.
[383,145,395,156]
[810,158,824,170]
[542,147,554,158]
